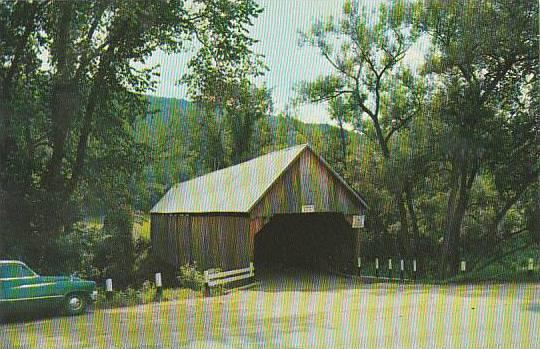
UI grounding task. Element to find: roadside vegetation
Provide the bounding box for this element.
[0,0,538,292]
[94,281,199,310]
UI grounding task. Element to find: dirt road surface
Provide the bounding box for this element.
[1,272,538,349]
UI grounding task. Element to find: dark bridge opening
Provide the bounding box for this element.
[254,213,355,275]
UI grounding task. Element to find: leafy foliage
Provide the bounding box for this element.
[177,263,206,291]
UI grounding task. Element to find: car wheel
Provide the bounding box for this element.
[64,293,87,316]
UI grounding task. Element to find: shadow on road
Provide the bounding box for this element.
[250,268,374,293]
[0,308,92,325]
[1,311,58,325]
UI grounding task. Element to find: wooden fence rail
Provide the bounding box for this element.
[204,262,255,288]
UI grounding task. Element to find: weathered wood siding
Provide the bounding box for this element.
[189,215,250,270]
[151,213,250,271]
[250,150,364,219]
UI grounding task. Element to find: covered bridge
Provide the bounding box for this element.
[150,144,367,273]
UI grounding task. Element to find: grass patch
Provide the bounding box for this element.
[355,243,539,284]
[451,242,540,283]
[95,281,201,309]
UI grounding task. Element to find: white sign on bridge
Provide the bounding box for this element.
[302,205,315,213]
[352,215,365,228]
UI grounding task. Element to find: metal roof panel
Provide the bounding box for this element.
[150,144,308,213]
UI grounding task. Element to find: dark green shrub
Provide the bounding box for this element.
[54,222,107,280]
[177,263,206,291]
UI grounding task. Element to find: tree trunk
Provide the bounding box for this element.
[405,183,420,257]
[397,191,411,257]
[45,2,77,191]
[440,154,478,277]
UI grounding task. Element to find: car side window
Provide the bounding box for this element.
[0,264,35,278]
[0,265,16,278]
[16,265,35,277]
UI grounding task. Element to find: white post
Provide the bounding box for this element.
[528,258,534,272]
[105,278,113,300]
[375,258,379,278]
[461,261,466,272]
[400,259,404,271]
[388,259,392,270]
[203,270,210,296]
[155,273,163,299]
[155,273,162,288]
[413,259,417,282]
[250,262,255,277]
[357,257,362,268]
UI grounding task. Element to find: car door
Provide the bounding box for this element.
[0,267,6,315]
[0,263,59,313]
[0,263,27,313]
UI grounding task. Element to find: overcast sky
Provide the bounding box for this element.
[147,0,425,125]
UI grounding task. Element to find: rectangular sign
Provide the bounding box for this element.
[352,215,365,228]
[302,205,315,213]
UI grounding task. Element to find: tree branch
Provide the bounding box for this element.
[321,51,356,80]
[384,110,415,144]
[74,2,109,82]
[308,89,354,103]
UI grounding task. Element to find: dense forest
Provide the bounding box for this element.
[0,0,538,285]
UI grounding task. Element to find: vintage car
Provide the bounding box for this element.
[0,260,97,317]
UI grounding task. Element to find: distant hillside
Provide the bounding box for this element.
[144,95,359,148]
[146,95,191,122]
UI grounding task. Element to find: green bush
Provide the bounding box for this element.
[54,222,107,280]
[94,280,202,309]
[95,280,157,308]
[177,263,206,291]
[54,208,138,289]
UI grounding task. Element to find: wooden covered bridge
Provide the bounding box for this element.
[150,144,367,274]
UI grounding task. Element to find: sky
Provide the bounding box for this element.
[147,0,425,125]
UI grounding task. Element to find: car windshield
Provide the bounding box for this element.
[0,263,37,278]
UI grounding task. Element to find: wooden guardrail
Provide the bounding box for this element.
[204,262,255,291]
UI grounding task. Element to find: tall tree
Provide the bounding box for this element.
[223,81,272,164]
[298,0,424,257]
[422,0,538,276]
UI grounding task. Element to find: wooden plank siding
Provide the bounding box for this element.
[250,150,363,220]
[151,214,178,268]
[190,215,250,270]
[152,213,250,271]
